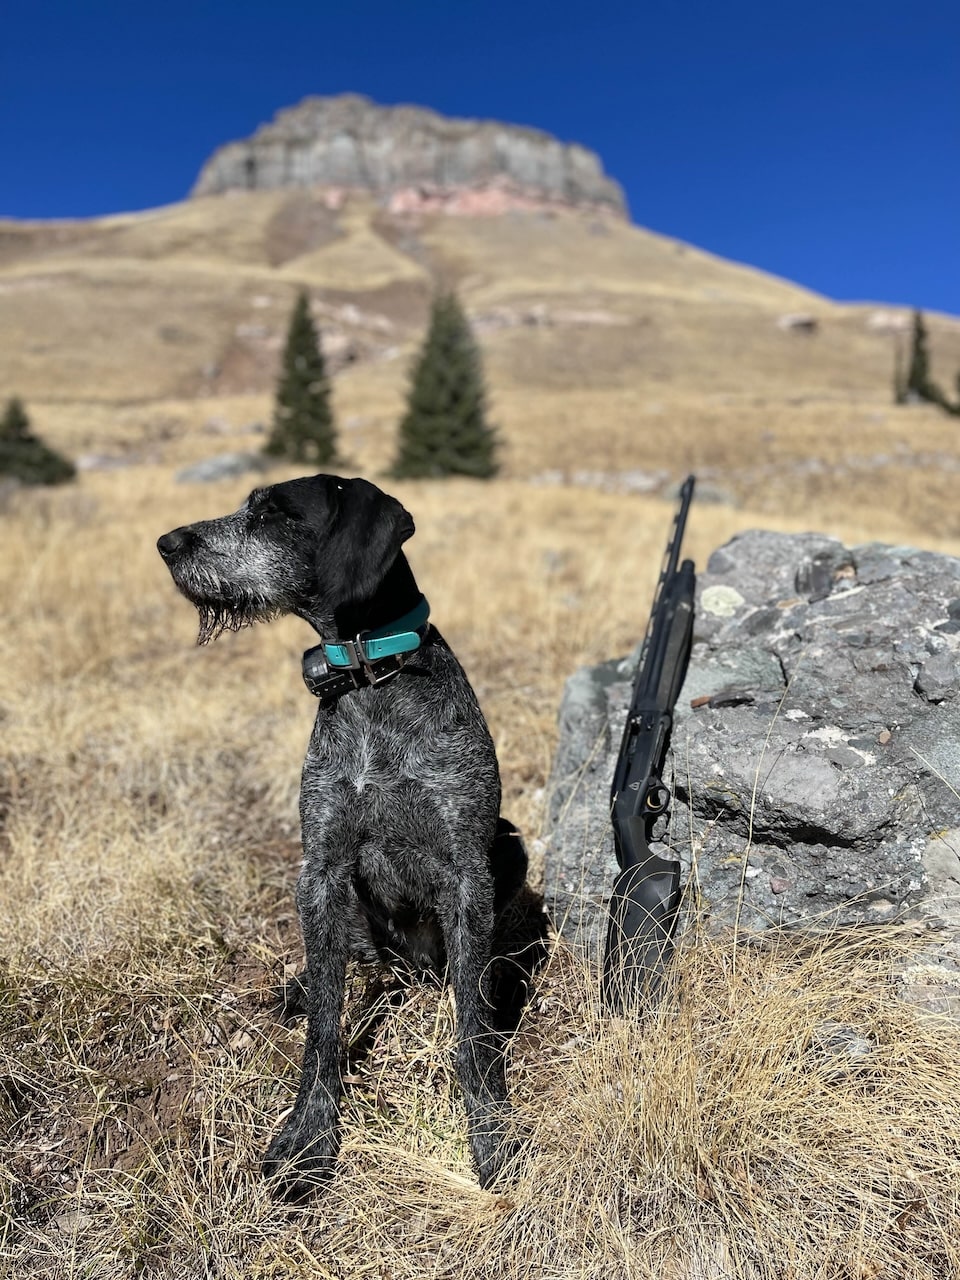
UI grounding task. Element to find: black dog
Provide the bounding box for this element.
[158,474,538,1198]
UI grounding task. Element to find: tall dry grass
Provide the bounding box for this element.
[2,465,960,1278]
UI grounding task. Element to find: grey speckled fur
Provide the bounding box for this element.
[158,473,530,1199]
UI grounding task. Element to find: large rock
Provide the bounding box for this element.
[175,452,268,484]
[192,94,626,216]
[546,531,960,959]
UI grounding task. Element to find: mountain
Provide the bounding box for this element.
[0,96,958,535]
[0,185,828,409]
[191,94,627,217]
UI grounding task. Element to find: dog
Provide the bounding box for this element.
[157,473,538,1199]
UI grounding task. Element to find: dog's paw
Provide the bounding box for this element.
[262,1121,339,1203]
[474,1136,521,1190]
[468,1107,521,1190]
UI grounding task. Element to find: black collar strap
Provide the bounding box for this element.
[302,628,429,709]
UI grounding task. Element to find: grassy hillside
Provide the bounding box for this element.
[2,191,960,539]
[3,192,960,1276]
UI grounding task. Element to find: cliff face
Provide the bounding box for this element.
[191,94,627,217]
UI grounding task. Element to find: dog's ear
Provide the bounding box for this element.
[322,477,415,606]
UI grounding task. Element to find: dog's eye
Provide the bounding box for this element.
[247,492,281,523]
[250,493,303,527]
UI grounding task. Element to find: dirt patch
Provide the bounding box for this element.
[1,840,305,1221]
[321,276,432,330]
[264,195,342,267]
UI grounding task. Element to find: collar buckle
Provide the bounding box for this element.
[367,653,406,686]
[301,645,410,704]
[302,595,431,706]
[338,635,368,671]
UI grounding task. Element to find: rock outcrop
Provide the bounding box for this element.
[192,94,626,217]
[546,531,960,959]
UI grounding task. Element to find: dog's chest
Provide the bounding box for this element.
[298,662,500,863]
[303,670,494,790]
[330,733,409,797]
[304,704,426,790]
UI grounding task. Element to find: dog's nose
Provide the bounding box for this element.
[157,527,193,561]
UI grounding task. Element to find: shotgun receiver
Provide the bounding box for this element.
[602,476,696,1013]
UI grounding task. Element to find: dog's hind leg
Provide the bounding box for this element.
[437,880,516,1189]
[262,856,352,1201]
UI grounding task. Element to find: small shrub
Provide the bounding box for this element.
[0,398,75,486]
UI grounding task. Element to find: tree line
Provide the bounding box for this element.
[5,297,959,489]
[0,289,498,488]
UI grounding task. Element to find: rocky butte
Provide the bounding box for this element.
[191,93,627,217]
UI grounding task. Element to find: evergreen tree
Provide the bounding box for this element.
[892,334,908,405]
[0,397,75,485]
[898,310,960,414]
[906,310,935,400]
[264,290,337,464]
[391,293,498,479]
[0,397,31,443]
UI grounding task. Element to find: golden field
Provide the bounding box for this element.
[2,192,960,1277]
[3,190,960,540]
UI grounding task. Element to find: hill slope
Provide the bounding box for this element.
[1,188,959,535]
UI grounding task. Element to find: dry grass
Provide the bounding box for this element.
[3,190,960,1274]
[2,461,960,1277]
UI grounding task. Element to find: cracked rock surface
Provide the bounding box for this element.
[192,93,626,214]
[545,531,960,962]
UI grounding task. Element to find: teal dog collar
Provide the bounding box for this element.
[323,596,430,670]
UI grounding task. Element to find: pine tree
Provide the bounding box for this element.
[264,290,337,464]
[892,334,908,405]
[0,397,75,485]
[906,310,935,401]
[0,397,31,443]
[898,309,960,414]
[391,293,498,479]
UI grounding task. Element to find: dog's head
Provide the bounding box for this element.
[157,474,415,643]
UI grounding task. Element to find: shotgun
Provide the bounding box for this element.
[602,476,696,1013]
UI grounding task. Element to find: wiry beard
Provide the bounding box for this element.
[193,598,282,646]
[171,576,282,646]
[163,547,297,644]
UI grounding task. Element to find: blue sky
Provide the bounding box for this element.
[3,1,958,313]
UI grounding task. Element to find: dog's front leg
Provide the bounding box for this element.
[263,859,350,1201]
